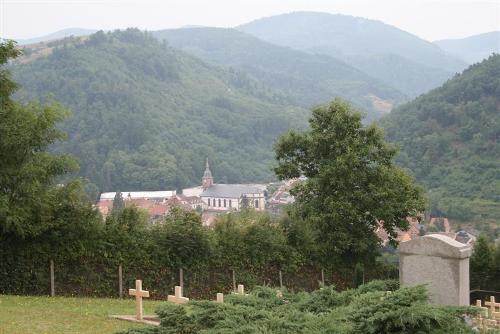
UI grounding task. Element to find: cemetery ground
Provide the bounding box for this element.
[0,295,162,334]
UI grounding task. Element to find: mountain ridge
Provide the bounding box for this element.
[435,31,500,64]
[238,11,468,97]
[154,27,406,118]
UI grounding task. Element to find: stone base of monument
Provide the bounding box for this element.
[111,315,160,326]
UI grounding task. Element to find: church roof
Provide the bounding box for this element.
[200,184,266,198]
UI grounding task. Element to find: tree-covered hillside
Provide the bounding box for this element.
[13,29,307,197]
[381,55,500,222]
[238,11,467,97]
[154,27,406,118]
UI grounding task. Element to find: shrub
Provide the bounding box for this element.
[116,281,477,334]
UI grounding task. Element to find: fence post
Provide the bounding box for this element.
[232,270,236,292]
[118,264,123,298]
[321,268,325,286]
[279,270,283,289]
[179,268,184,294]
[50,259,55,297]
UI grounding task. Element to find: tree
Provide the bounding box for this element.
[112,191,125,213]
[274,98,424,267]
[0,40,78,238]
[470,235,492,289]
[491,243,500,291]
[153,207,211,270]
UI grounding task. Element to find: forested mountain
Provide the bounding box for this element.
[238,12,467,97]
[381,55,500,222]
[18,28,97,45]
[13,29,307,197]
[435,31,500,64]
[154,27,406,118]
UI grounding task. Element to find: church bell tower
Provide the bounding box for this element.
[202,158,214,190]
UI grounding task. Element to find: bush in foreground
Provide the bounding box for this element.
[117,280,478,334]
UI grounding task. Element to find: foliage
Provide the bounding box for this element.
[470,235,500,291]
[117,282,476,334]
[152,207,211,270]
[274,98,424,266]
[112,191,125,213]
[0,40,80,238]
[381,55,500,223]
[212,210,299,272]
[13,29,307,196]
[348,285,477,334]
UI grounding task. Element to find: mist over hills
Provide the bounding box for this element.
[381,54,500,221]
[13,29,307,195]
[154,27,405,117]
[238,11,468,97]
[17,28,98,45]
[435,31,500,64]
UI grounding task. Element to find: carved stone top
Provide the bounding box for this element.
[399,234,472,259]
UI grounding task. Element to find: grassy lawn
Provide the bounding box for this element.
[0,295,163,334]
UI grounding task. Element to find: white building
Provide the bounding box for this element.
[198,159,266,212]
[99,191,176,201]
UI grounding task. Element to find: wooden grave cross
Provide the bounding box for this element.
[168,285,189,304]
[485,296,500,320]
[474,298,500,330]
[129,279,150,321]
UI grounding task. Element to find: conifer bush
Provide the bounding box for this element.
[117,281,477,334]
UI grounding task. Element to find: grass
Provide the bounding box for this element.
[0,295,163,334]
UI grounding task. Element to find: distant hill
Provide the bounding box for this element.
[154,27,406,118]
[238,12,467,97]
[381,55,500,222]
[12,29,307,196]
[17,28,98,45]
[435,31,500,64]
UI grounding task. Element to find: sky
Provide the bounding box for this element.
[1,0,499,42]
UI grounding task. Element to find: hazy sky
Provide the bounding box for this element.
[1,0,499,41]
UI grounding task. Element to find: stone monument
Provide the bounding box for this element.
[168,285,189,304]
[128,279,150,320]
[399,234,472,306]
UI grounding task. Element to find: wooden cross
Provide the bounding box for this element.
[167,285,189,304]
[474,298,500,330]
[485,296,500,320]
[129,279,150,320]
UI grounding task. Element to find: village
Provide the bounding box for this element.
[96,159,297,225]
[96,159,481,247]
[1,1,499,333]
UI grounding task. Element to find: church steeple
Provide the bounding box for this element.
[202,158,214,190]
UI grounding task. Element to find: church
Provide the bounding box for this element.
[196,159,267,212]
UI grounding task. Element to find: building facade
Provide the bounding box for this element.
[198,159,266,212]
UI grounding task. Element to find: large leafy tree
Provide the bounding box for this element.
[274,98,424,267]
[0,40,78,237]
